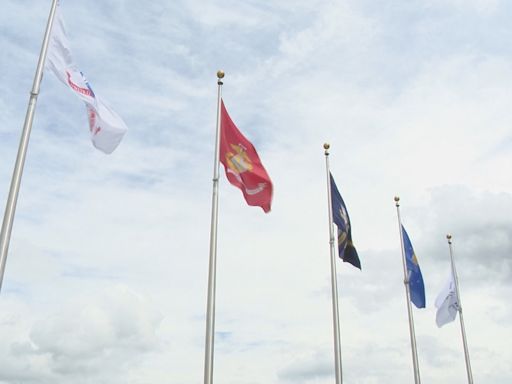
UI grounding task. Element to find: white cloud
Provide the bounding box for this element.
[0,285,161,383]
[427,0,501,14]
[0,0,511,383]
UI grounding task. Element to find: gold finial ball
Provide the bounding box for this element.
[217,70,225,79]
[323,143,330,150]
[446,234,452,240]
[394,196,400,202]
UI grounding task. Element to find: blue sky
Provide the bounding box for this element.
[1,1,511,383]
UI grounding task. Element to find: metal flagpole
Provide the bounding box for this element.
[203,70,224,384]
[324,143,343,384]
[446,234,474,384]
[394,197,421,384]
[0,0,59,292]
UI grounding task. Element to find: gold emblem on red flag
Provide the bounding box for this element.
[226,143,253,175]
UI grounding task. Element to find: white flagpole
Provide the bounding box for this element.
[324,143,343,384]
[0,0,59,292]
[394,197,421,384]
[203,70,224,384]
[446,234,474,384]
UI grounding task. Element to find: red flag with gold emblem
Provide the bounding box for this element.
[219,100,273,213]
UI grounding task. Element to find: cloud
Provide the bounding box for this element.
[278,351,332,382]
[427,0,501,14]
[1,0,511,383]
[0,285,161,383]
[409,186,512,281]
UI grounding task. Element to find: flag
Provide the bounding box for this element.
[219,100,273,213]
[46,4,127,154]
[435,272,459,327]
[401,225,426,308]
[330,173,360,269]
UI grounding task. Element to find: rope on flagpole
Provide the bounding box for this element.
[447,234,474,384]
[395,197,421,384]
[0,0,59,292]
[203,70,224,384]
[324,143,343,384]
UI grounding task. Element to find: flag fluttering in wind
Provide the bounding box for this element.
[219,100,273,212]
[401,225,426,308]
[203,76,272,384]
[330,173,360,269]
[46,4,127,154]
[435,272,459,327]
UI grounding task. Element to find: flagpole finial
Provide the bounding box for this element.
[324,143,330,155]
[447,233,452,243]
[394,196,400,206]
[217,70,225,85]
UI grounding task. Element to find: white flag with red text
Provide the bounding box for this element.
[46,4,127,154]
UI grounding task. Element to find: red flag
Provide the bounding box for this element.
[220,100,273,213]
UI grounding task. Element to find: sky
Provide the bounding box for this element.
[0,0,511,383]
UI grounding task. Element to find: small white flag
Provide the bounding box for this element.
[435,272,459,327]
[46,4,127,154]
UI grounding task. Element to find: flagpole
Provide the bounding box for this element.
[203,70,224,384]
[446,234,474,384]
[0,0,59,292]
[324,143,343,384]
[394,197,421,384]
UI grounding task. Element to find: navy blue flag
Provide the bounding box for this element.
[330,173,361,269]
[401,225,426,308]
